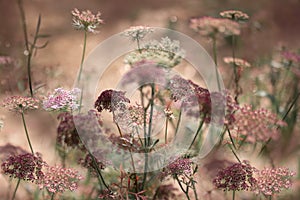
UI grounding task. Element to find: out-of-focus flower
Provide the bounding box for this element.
[122,26,154,41]
[220,10,249,21]
[124,37,185,68]
[254,167,295,196]
[281,50,300,63]
[190,16,241,38]
[78,153,106,176]
[2,96,40,114]
[213,161,257,191]
[223,57,251,68]
[39,165,82,193]
[43,88,81,112]
[71,8,104,33]
[230,104,286,143]
[94,89,130,113]
[0,56,13,65]
[1,152,45,183]
[160,157,193,180]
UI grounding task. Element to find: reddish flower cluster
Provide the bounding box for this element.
[160,157,193,180]
[94,90,130,113]
[39,165,82,193]
[281,50,300,63]
[230,104,286,143]
[78,153,106,176]
[169,75,194,102]
[2,96,40,114]
[254,167,295,196]
[213,161,257,191]
[1,153,44,183]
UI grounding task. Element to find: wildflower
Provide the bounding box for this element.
[160,157,193,180]
[71,8,104,33]
[254,167,295,196]
[1,152,45,183]
[230,104,286,143]
[0,56,13,65]
[213,161,257,191]
[220,10,249,21]
[281,50,300,63]
[223,57,251,68]
[122,26,154,41]
[39,165,82,193]
[189,16,240,38]
[124,37,185,68]
[43,88,81,112]
[94,89,130,112]
[2,96,40,114]
[121,62,167,86]
[168,75,194,102]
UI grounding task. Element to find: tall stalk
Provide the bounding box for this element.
[21,112,34,154]
[11,178,21,200]
[212,37,221,91]
[77,31,87,84]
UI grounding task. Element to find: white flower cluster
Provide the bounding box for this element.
[125,37,185,68]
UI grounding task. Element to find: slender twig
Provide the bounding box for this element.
[212,37,221,91]
[21,112,34,154]
[147,84,155,145]
[164,117,169,144]
[11,178,21,200]
[175,174,191,200]
[188,115,206,151]
[89,152,110,191]
[227,128,237,150]
[232,190,235,200]
[174,109,182,136]
[228,144,241,163]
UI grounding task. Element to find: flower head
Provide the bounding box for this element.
[0,56,13,65]
[281,50,300,63]
[254,167,295,196]
[1,152,45,183]
[39,165,82,193]
[124,37,185,68]
[160,157,193,180]
[43,88,81,112]
[223,57,251,68]
[213,161,257,191]
[71,8,104,33]
[220,10,249,21]
[94,89,130,112]
[168,75,195,102]
[122,26,154,41]
[78,153,106,176]
[190,16,241,38]
[230,104,286,143]
[2,96,40,114]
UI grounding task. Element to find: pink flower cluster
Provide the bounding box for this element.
[190,16,240,38]
[2,96,40,114]
[230,104,286,143]
[71,8,104,33]
[160,157,193,180]
[39,165,82,193]
[254,167,296,196]
[0,56,13,65]
[43,88,81,112]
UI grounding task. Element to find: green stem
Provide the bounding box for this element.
[21,112,34,154]
[174,109,182,136]
[227,128,237,150]
[89,152,110,191]
[232,190,235,200]
[175,174,190,200]
[11,178,21,200]
[50,193,55,200]
[188,115,205,151]
[147,84,155,145]
[228,144,241,163]
[77,31,87,84]
[164,117,168,144]
[212,37,221,91]
[191,179,199,200]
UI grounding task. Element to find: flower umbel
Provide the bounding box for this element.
[160,157,193,180]
[122,26,154,41]
[213,161,257,191]
[39,165,82,193]
[71,8,104,33]
[94,89,130,112]
[254,167,295,196]
[220,10,249,21]
[2,96,40,114]
[43,88,81,112]
[1,152,45,183]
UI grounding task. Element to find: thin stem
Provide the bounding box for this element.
[228,144,241,163]
[136,38,142,53]
[188,115,205,151]
[89,152,110,191]
[232,190,235,200]
[174,109,182,136]
[191,179,199,200]
[212,37,221,91]
[21,112,34,154]
[50,193,55,200]
[164,117,169,144]
[227,128,237,150]
[11,178,21,200]
[147,83,155,145]
[175,174,190,200]
[77,31,87,84]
